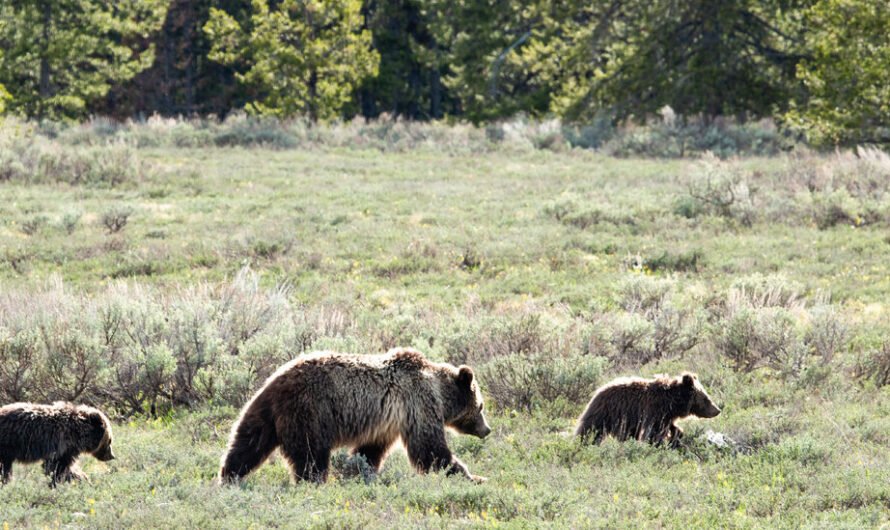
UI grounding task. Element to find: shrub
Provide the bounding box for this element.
[212,115,299,149]
[804,305,849,363]
[0,120,153,186]
[250,239,293,260]
[458,246,482,271]
[102,205,133,233]
[543,195,637,230]
[3,248,32,275]
[728,274,803,310]
[35,327,105,403]
[19,215,48,235]
[855,341,890,388]
[711,278,849,378]
[683,154,756,226]
[714,306,807,375]
[60,211,82,234]
[476,353,608,413]
[590,275,703,367]
[602,115,787,158]
[0,329,39,402]
[442,312,550,365]
[602,312,655,364]
[373,243,440,278]
[797,148,890,229]
[0,267,309,415]
[41,113,792,157]
[672,196,707,219]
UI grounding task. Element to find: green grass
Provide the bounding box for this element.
[5,148,890,303]
[1,145,890,528]
[1,400,887,528]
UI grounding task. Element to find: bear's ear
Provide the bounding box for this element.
[682,373,696,387]
[457,365,474,387]
[89,412,105,431]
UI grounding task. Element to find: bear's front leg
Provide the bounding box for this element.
[404,424,485,483]
[668,424,684,448]
[279,431,331,484]
[219,412,280,484]
[44,454,85,487]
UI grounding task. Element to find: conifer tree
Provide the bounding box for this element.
[0,0,168,119]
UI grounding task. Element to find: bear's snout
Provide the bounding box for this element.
[475,419,492,438]
[95,446,115,462]
[703,404,721,418]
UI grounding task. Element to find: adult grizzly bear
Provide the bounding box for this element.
[219,348,491,484]
[0,402,115,487]
[575,373,720,447]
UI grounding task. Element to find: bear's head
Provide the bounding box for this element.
[86,408,116,462]
[444,365,491,439]
[681,373,721,418]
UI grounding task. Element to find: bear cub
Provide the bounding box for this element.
[0,402,115,487]
[219,348,491,484]
[575,372,720,446]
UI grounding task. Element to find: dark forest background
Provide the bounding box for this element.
[1,0,888,145]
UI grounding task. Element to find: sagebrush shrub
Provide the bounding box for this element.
[855,342,890,388]
[442,312,550,365]
[0,120,153,186]
[60,211,82,234]
[804,305,849,363]
[476,353,608,413]
[39,113,788,157]
[36,326,105,403]
[676,147,890,229]
[102,205,133,233]
[0,329,39,402]
[590,275,702,366]
[20,215,48,235]
[711,277,850,378]
[684,154,756,226]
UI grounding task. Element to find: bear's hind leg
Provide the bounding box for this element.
[0,458,12,484]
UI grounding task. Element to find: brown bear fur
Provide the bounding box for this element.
[575,373,720,446]
[219,348,491,484]
[0,402,115,487]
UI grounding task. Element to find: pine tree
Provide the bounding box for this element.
[101,1,254,118]
[205,0,380,120]
[0,0,168,119]
[787,0,890,145]
[422,0,556,122]
[550,0,810,122]
[359,0,455,119]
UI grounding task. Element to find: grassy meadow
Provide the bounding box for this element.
[1,120,889,528]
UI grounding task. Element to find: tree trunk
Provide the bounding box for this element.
[308,69,318,121]
[430,67,441,120]
[38,0,53,119]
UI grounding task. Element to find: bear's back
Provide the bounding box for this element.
[0,403,77,462]
[254,349,437,447]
